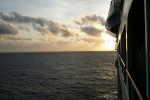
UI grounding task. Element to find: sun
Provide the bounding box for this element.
[92,33,116,51]
[102,41,116,50]
[101,33,116,51]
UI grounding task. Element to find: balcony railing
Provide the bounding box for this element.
[117,53,144,100]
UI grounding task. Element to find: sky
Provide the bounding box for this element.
[0,0,116,52]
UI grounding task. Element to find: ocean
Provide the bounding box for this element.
[0,51,117,100]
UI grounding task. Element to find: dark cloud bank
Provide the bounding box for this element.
[0,23,18,35]
[0,12,115,38]
[0,12,73,37]
[73,15,115,37]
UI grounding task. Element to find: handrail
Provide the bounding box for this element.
[118,53,144,100]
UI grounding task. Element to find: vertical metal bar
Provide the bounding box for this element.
[127,20,132,100]
[125,25,129,95]
[144,0,150,99]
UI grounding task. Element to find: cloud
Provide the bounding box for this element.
[81,26,103,37]
[47,21,61,34]
[75,37,105,45]
[0,12,46,26]
[73,15,107,37]
[0,12,73,37]
[3,36,31,41]
[0,12,107,38]
[73,20,81,25]
[32,24,49,35]
[0,12,33,24]
[74,15,106,25]
[18,26,30,32]
[82,15,105,25]
[0,23,18,35]
[61,28,73,37]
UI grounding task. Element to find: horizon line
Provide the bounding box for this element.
[0,50,116,53]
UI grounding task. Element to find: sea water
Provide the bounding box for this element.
[0,51,117,100]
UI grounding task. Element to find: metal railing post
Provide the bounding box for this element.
[144,0,150,99]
